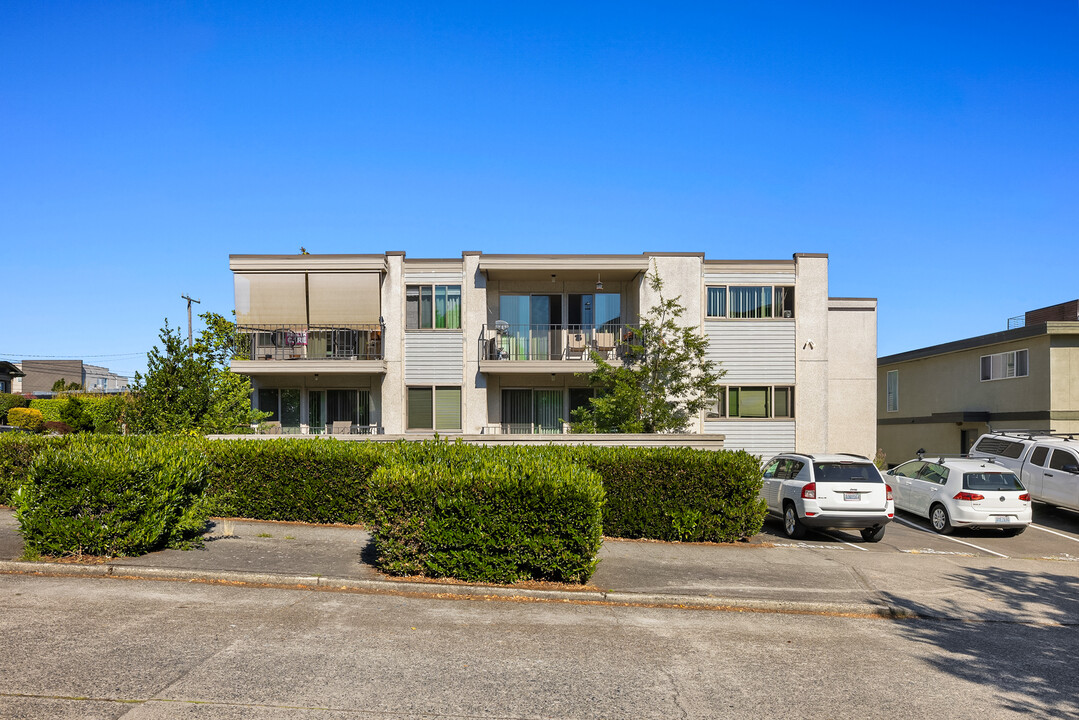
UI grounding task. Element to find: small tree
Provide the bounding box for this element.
[571,266,724,433]
[51,378,82,392]
[131,312,266,434]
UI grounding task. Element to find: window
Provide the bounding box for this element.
[1049,449,1079,473]
[256,388,300,427]
[1030,446,1050,467]
[407,386,461,430]
[705,286,794,319]
[707,386,794,419]
[980,349,1028,381]
[729,287,772,319]
[813,462,883,483]
[0,380,7,393]
[886,370,898,412]
[406,285,461,329]
[973,437,1026,459]
[706,287,726,318]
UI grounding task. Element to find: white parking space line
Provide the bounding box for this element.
[812,530,869,551]
[893,516,1009,559]
[1030,524,1079,544]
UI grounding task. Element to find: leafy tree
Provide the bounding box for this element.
[50,378,82,392]
[570,267,724,433]
[131,312,266,434]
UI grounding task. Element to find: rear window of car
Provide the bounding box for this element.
[812,462,883,483]
[963,472,1024,492]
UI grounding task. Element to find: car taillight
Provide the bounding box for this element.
[1019,493,1031,502]
[801,482,816,500]
[886,484,893,501]
[953,492,985,501]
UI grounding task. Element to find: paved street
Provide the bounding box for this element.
[1,573,1077,720]
[2,504,1079,718]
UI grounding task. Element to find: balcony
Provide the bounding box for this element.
[478,323,638,374]
[231,324,385,375]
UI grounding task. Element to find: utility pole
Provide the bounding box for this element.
[181,294,201,348]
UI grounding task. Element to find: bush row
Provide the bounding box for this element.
[0,436,765,581]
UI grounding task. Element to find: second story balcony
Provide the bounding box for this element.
[231,324,385,375]
[479,323,638,374]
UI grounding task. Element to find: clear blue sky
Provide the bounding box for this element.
[3,2,1077,378]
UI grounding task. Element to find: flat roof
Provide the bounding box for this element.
[878,321,1079,366]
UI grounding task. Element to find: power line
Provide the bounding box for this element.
[0,352,146,359]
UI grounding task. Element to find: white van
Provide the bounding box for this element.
[970,432,1079,512]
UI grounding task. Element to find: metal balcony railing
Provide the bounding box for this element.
[481,423,572,435]
[235,325,383,361]
[479,323,639,362]
[254,422,384,436]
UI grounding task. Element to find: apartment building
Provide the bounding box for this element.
[877,300,1079,464]
[230,251,877,457]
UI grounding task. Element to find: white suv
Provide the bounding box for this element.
[761,453,894,542]
[971,432,1079,512]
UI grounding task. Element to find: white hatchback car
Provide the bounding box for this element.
[885,456,1032,535]
[761,453,894,542]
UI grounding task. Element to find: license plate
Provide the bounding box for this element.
[995,516,1012,523]
[843,493,860,501]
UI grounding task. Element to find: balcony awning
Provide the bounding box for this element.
[478,255,650,281]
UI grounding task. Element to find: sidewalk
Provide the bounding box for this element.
[3,508,1079,625]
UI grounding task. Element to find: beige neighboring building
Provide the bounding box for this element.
[877,300,1079,466]
[17,360,130,394]
[229,251,877,458]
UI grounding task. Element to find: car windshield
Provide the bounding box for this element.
[812,462,883,483]
[963,472,1024,492]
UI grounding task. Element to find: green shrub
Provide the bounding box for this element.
[30,395,130,434]
[14,435,211,557]
[574,446,767,543]
[59,398,95,433]
[28,398,64,423]
[0,393,29,424]
[0,434,60,506]
[204,438,384,523]
[7,407,45,433]
[367,446,605,583]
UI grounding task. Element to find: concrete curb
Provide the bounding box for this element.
[0,559,909,619]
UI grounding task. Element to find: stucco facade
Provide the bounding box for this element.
[877,318,1079,466]
[230,251,877,458]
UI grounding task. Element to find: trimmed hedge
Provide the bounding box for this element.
[367,447,605,583]
[0,434,60,505]
[30,395,129,434]
[576,446,766,542]
[0,436,767,573]
[204,438,383,524]
[14,435,210,557]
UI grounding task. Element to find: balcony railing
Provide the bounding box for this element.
[481,423,573,435]
[480,323,638,362]
[254,422,384,436]
[235,325,383,361]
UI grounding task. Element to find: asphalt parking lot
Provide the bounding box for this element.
[757,501,1079,561]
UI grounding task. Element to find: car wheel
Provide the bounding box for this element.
[860,526,886,543]
[1001,526,1027,537]
[930,504,954,535]
[783,503,807,540]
